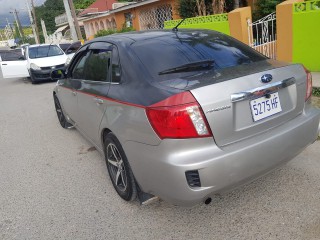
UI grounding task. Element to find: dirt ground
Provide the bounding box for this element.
[312,96,320,140]
[312,96,320,107]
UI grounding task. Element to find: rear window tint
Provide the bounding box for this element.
[132,31,266,80]
[0,50,23,61]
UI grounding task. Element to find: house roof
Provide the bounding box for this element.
[79,0,118,16]
[54,25,69,34]
[82,0,160,22]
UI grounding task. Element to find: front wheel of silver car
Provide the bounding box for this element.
[53,94,71,129]
[104,133,137,201]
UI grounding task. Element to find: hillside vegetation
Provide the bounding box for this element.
[35,0,95,41]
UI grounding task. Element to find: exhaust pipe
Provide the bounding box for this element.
[204,197,212,205]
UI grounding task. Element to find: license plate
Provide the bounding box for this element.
[250,92,282,122]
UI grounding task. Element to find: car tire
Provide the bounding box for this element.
[104,132,137,201]
[31,77,36,84]
[53,94,71,129]
[29,71,36,84]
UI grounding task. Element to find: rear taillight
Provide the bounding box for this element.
[146,92,212,139]
[304,66,312,101]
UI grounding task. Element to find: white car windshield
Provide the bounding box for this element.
[28,45,64,59]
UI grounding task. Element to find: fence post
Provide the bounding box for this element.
[228,7,252,44]
[276,0,303,62]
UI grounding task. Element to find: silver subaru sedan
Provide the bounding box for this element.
[52,30,320,206]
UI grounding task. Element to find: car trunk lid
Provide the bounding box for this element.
[189,62,306,147]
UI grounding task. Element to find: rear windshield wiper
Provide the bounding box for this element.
[158,60,215,75]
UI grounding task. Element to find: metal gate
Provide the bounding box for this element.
[139,4,173,30]
[247,12,277,59]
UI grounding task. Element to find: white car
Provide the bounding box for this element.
[0,44,69,83]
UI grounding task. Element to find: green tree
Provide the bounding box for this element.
[35,0,96,43]
[253,0,285,21]
[35,0,64,38]
[13,22,21,39]
[74,0,95,9]
[177,0,197,18]
[233,0,240,8]
[178,0,248,18]
[177,0,214,18]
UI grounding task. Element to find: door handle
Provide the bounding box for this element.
[2,64,7,65]
[93,97,104,104]
[72,91,77,96]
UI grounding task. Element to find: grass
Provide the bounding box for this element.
[312,88,320,141]
[312,96,320,108]
[312,87,320,108]
[313,87,320,97]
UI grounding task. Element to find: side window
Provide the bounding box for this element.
[1,51,24,61]
[124,13,133,27]
[111,46,121,83]
[72,51,90,80]
[84,49,111,82]
[67,42,81,54]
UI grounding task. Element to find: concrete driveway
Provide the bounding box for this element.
[0,77,319,240]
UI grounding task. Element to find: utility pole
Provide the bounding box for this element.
[5,18,14,39]
[6,18,13,33]
[63,0,78,41]
[68,0,82,40]
[26,0,39,44]
[10,9,24,39]
[41,19,48,43]
[31,0,40,44]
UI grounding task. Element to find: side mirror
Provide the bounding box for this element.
[51,69,65,81]
[18,56,25,60]
[66,49,73,54]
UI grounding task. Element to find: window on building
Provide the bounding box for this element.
[124,13,133,28]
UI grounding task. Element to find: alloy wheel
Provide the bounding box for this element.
[106,143,128,192]
[54,96,64,124]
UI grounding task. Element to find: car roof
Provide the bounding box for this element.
[28,44,58,48]
[59,43,71,46]
[91,29,221,45]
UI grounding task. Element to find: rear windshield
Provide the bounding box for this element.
[28,45,64,59]
[132,31,266,80]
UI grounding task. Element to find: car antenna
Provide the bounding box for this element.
[172,18,186,32]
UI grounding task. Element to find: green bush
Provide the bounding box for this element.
[312,87,320,97]
[94,27,135,38]
[94,29,117,37]
[118,27,135,33]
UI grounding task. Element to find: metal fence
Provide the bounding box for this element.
[247,12,277,59]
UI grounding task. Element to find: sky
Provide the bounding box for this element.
[0,0,46,28]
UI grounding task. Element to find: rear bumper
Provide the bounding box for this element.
[124,107,320,206]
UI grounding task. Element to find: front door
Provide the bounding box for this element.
[76,42,113,147]
[0,50,29,78]
[57,51,90,125]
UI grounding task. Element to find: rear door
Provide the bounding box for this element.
[0,50,29,78]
